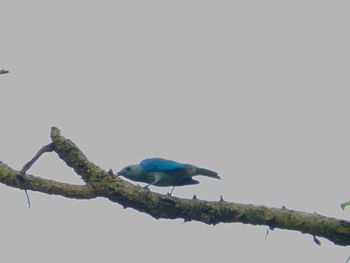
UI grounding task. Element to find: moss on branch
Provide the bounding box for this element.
[0,127,349,247]
[0,162,96,199]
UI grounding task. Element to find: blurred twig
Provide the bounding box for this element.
[0,69,9,74]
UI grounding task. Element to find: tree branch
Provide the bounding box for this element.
[0,127,349,247]
[0,162,96,199]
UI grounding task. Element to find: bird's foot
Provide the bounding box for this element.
[108,169,115,176]
[143,185,150,190]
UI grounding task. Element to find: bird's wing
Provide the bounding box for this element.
[140,158,185,171]
[176,177,199,186]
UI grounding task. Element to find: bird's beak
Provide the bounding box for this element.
[116,170,124,177]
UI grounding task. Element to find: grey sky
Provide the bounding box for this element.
[1,1,349,262]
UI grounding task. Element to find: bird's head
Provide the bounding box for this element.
[117,164,142,180]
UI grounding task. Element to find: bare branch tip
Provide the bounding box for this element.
[50,127,61,138]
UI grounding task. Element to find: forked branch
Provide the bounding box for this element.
[0,127,349,246]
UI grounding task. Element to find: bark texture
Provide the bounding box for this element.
[0,127,349,246]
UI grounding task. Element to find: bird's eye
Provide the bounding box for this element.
[126,167,131,171]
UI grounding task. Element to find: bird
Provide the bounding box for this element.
[116,157,220,195]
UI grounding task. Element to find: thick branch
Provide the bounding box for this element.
[0,127,349,247]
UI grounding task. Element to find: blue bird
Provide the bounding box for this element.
[117,158,220,195]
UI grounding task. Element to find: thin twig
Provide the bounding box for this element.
[19,143,54,207]
[265,227,270,240]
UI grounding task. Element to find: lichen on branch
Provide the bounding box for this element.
[0,127,349,247]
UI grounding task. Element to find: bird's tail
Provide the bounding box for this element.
[195,167,221,179]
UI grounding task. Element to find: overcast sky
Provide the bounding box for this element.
[1,1,350,262]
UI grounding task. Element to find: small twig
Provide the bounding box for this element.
[20,143,54,176]
[313,235,321,246]
[24,189,31,208]
[265,228,270,240]
[19,143,54,207]
[0,69,9,74]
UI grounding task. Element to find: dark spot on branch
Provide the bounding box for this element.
[266,218,277,230]
[16,173,25,183]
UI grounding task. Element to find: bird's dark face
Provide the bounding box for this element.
[117,165,131,176]
[117,164,141,180]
